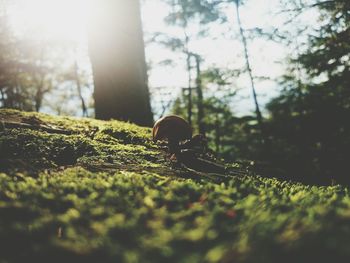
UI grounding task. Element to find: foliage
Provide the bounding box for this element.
[148,0,349,185]
[0,2,92,115]
[163,0,224,26]
[259,0,350,184]
[265,84,350,184]
[1,109,350,262]
[171,67,262,163]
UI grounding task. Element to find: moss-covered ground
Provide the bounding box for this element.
[1,109,350,263]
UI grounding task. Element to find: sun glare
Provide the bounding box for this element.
[8,0,89,43]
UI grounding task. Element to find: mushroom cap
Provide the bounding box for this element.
[152,115,192,142]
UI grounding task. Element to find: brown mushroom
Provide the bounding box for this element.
[152,115,192,154]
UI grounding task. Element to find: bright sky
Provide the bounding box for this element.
[7,0,88,43]
[142,0,288,117]
[3,0,318,117]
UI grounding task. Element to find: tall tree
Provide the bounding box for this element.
[193,54,205,134]
[233,0,264,138]
[161,0,265,137]
[88,0,153,126]
[156,0,222,132]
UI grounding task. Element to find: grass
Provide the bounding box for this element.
[1,109,350,263]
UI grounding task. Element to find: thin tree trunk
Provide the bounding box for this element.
[294,37,305,112]
[34,75,44,112]
[74,59,88,117]
[0,88,5,107]
[234,0,264,134]
[13,63,20,109]
[182,5,192,127]
[34,71,45,112]
[34,43,46,112]
[186,53,193,126]
[194,54,205,135]
[215,113,220,154]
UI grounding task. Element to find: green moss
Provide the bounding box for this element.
[0,109,161,175]
[1,109,350,263]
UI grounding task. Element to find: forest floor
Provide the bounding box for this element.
[1,109,350,263]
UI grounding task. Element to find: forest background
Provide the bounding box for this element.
[0,0,349,185]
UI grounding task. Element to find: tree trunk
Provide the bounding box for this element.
[194,54,205,135]
[215,113,221,154]
[186,52,193,126]
[74,59,88,117]
[234,0,264,135]
[88,0,153,126]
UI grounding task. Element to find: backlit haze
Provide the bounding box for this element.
[3,0,315,118]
